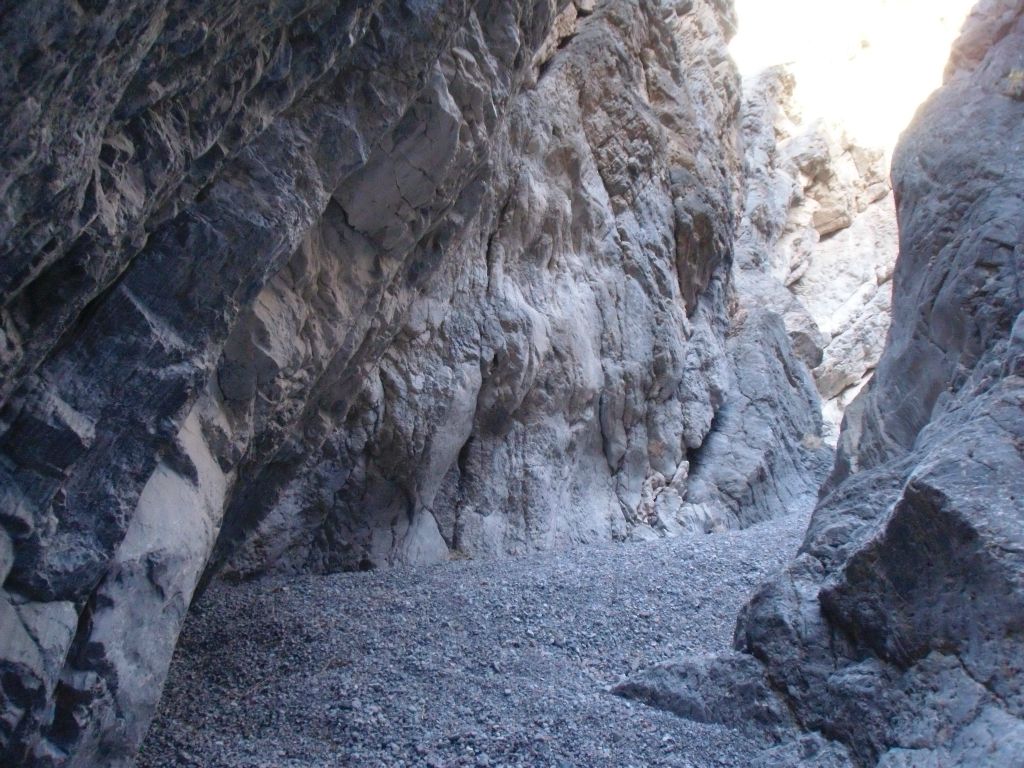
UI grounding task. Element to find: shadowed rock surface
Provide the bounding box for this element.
[618,1,1024,764]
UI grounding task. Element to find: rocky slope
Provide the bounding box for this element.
[618,1,1024,764]
[0,1,836,766]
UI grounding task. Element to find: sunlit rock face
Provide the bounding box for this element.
[621,2,1024,763]
[0,1,830,765]
[220,0,830,578]
[731,0,977,154]
[729,0,977,444]
[734,67,898,443]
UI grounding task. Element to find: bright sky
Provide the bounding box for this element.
[730,0,976,152]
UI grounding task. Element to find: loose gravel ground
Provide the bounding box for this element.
[139,509,811,768]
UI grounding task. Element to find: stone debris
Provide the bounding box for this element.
[140,510,816,768]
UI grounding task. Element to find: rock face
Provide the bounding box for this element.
[216,2,836,575]
[7,0,1018,765]
[734,66,898,443]
[666,308,831,534]
[219,0,747,575]
[0,1,834,765]
[619,1,1024,763]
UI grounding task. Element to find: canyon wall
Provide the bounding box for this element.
[620,1,1024,764]
[735,66,897,444]
[219,0,747,576]
[0,1,831,765]
[219,0,834,580]
[8,0,1013,765]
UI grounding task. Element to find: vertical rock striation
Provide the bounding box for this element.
[734,66,898,444]
[218,0,747,575]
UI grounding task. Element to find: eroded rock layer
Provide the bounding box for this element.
[220,0,747,576]
[620,1,1024,763]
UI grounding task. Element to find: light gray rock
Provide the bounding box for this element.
[752,733,855,768]
[221,0,746,575]
[43,409,231,767]
[673,308,832,531]
[621,3,1024,764]
[734,65,899,443]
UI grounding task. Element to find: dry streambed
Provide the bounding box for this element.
[139,511,811,768]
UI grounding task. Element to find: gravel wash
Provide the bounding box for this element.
[139,510,811,768]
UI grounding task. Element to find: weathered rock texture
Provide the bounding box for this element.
[0,1,835,765]
[619,1,1024,764]
[220,0,747,575]
[663,308,831,535]
[735,66,898,443]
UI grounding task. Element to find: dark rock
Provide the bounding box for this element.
[0,1,568,763]
[612,651,797,735]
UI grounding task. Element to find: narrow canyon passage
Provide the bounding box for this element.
[139,511,812,768]
[2,0,1022,765]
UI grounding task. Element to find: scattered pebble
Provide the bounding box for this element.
[139,510,811,767]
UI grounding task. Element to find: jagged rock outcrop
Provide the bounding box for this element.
[0,1,833,765]
[735,66,898,443]
[619,1,1024,764]
[666,308,831,533]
